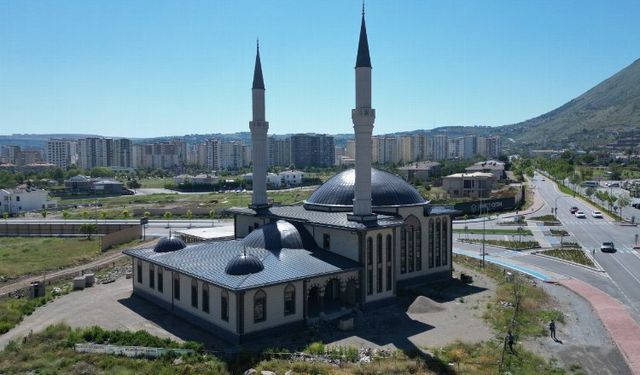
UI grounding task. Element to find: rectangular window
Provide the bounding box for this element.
[254,295,266,323]
[191,281,198,308]
[137,262,142,283]
[202,285,210,313]
[323,234,330,250]
[367,269,373,295]
[157,268,163,293]
[367,238,373,266]
[148,266,155,289]
[221,292,229,321]
[173,274,180,300]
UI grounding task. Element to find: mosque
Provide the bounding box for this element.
[124,10,457,343]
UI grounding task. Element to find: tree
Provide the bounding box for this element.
[100,211,107,221]
[79,223,97,239]
[89,167,115,178]
[62,210,70,220]
[2,212,8,220]
[122,209,130,218]
[209,209,215,226]
[127,179,141,190]
[163,211,173,228]
[618,195,631,216]
[81,211,89,220]
[143,211,151,218]
[41,209,47,219]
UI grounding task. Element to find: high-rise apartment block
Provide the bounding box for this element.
[46,139,77,168]
[268,137,291,167]
[290,134,335,168]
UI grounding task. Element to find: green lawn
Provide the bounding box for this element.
[453,228,532,236]
[540,249,595,267]
[0,237,101,279]
[137,177,169,188]
[460,238,540,250]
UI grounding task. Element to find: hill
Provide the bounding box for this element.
[498,58,640,149]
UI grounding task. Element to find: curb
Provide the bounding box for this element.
[532,251,604,273]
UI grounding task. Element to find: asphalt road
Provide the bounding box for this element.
[533,174,640,320]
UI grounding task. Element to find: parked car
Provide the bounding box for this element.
[600,242,616,253]
[632,202,640,209]
[592,211,603,218]
[570,206,579,214]
[575,211,586,218]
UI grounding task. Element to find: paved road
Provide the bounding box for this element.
[532,174,640,319]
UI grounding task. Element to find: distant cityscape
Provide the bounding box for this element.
[0,133,501,173]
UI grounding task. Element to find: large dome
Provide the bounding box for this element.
[225,253,264,276]
[304,168,427,210]
[241,220,304,250]
[154,237,187,253]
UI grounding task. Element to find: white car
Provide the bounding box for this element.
[592,211,603,218]
[575,211,586,218]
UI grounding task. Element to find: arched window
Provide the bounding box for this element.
[191,279,198,308]
[173,273,180,300]
[157,267,163,293]
[376,234,383,293]
[202,283,210,313]
[429,219,435,269]
[442,218,448,266]
[221,290,229,321]
[366,237,373,295]
[137,261,143,283]
[284,284,295,316]
[416,226,422,271]
[405,215,421,273]
[400,227,407,274]
[386,234,392,291]
[435,219,442,267]
[148,264,155,289]
[254,289,267,323]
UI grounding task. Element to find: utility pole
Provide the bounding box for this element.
[482,201,486,268]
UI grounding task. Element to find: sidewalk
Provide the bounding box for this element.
[559,279,640,375]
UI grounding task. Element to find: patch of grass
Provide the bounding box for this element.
[0,237,101,279]
[431,340,566,375]
[0,323,227,374]
[460,238,540,250]
[454,255,565,338]
[550,229,569,236]
[540,249,595,267]
[528,214,558,222]
[453,228,532,235]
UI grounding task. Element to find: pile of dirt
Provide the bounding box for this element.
[407,296,445,314]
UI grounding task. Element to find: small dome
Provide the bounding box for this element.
[241,220,304,250]
[304,168,426,210]
[225,253,264,275]
[154,237,186,253]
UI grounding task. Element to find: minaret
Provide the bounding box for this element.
[249,41,270,209]
[348,6,377,222]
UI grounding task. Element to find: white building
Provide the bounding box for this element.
[46,139,77,169]
[125,12,456,344]
[278,170,304,186]
[0,187,57,215]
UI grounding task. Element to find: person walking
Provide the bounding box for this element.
[506,330,515,353]
[549,320,557,340]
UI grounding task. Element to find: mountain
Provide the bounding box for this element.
[498,58,640,149]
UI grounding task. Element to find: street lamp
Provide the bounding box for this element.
[481,199,487,268]
[554,195,566,218]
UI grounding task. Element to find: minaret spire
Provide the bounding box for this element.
[249,41,269,209]
[348,5,376,223]
[252,40,265,90]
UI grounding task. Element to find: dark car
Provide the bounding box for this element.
[570,206,579,214]
[632,202,640,209]
[600,242,616,253]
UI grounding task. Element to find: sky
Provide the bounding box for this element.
[1,1,639,138]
